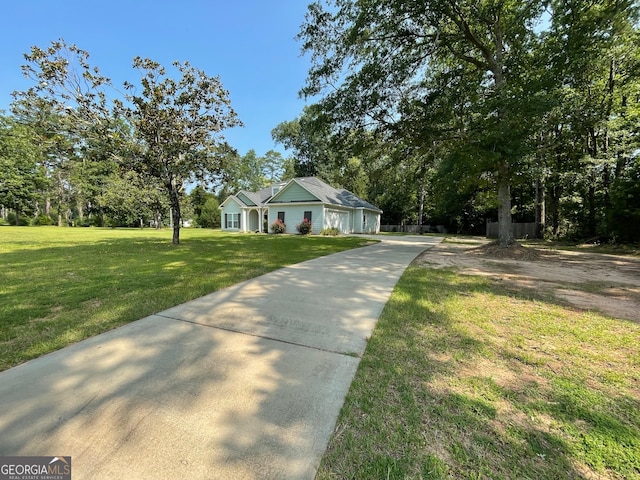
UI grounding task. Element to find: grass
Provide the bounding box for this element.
[317,266,640,479]
[523,239,640,257]
[0,226,373,371]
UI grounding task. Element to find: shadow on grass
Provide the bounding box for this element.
[0,232,370,370]
[317,267,640,479]
[0,233,435,478]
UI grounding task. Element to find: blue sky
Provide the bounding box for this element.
[0,0,314,157]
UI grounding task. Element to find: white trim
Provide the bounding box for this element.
[267,178,319,204]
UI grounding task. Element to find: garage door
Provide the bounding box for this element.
[326,209,350,234]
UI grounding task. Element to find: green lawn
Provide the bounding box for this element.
[317,266,640,479]
[0,226,373,371]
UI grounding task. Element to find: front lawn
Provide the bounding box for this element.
[0,227,372,371]
[317,264,640,479]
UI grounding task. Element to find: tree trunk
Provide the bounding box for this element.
[77,198,84,224]
[417,176,425,226]
[169,177,181,245]
[535,177,545,239]
[587,169,597,238]
[497,161,514,246]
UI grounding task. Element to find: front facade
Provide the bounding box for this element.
[220,177,382,235]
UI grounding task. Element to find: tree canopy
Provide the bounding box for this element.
[284,0,640,243]
[6,39,241,243]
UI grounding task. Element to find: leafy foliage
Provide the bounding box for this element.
[6,39,240,242]
[270,218,286,234]
[296,218,312,235]
[0,115,46,224]
[274,0,640,243]
[117,57,242,243]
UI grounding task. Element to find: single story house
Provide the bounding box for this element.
[220,177,382,234]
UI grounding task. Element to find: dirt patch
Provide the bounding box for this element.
[416,239,640,323]
[469,241,543,261]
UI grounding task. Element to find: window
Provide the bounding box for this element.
[303,211,312,223]
[277,211,285,223]
[225,213,240,229]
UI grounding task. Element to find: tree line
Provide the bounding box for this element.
[0,41,296,242]
[272,0,640,245]
[3,2,640,245]
[0,105,291,231]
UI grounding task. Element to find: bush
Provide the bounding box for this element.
[321,227,340,236]
[270,218,286,234]
[33,214,54,226]
[296,218,312,235]
[197,197,221,228]
[7,212,29,226]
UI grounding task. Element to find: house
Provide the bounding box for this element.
[220,177,382,234]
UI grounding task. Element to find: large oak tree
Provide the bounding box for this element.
[299,0,550,245]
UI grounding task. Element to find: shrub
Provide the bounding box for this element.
[33,214,54,226]
[321,227,340,236]
[197,197,221,228]
[296,218,312,235]
[270,218,286,234]
[7,212,29,226]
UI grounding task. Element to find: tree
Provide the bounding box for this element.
[12,39,241,243]
[299,0,552,246]
[272,104,339,178]
[117,57,242,244]
[540,0,640,239]
[198,197,221,228]
[189,185,220,228]
[262,150,286,184]
[234,149,269,191]
[12,40,132,227]
[0,115,46,224]
[100,170,168,227]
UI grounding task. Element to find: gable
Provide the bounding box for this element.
[220,196,243,214]
[269,181,319,203]
[220,195,243,209]
[237,192,256,206]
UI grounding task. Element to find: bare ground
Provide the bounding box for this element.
[416,238,640,323]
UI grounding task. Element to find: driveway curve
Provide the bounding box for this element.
[0,235,441,479]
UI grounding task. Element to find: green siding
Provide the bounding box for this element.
[272,182,318,203]
[237,192,256,206]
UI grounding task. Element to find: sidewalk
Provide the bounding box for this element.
[0,235,441,479]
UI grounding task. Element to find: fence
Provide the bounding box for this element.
[486,221,538,239]
[380,224,448,234]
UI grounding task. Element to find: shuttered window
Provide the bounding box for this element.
[225,213,240,229]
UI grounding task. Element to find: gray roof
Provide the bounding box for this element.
[238,186,273,205]
[276,177,382,212]
[231,177,381,212]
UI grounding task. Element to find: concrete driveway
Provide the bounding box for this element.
[0,235,441,479]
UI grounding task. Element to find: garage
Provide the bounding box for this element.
[325,209,351,234]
